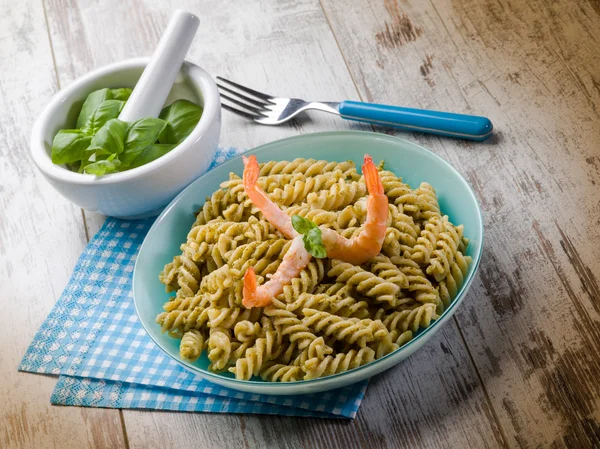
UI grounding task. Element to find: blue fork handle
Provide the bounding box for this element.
[338,101,493,141]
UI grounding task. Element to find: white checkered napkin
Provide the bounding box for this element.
[51,376,358,418]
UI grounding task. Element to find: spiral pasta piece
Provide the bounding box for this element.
[388,205,420,238]
[269,170,346,206]
[259,159,358,179]
[162,292,209,313]
[291,336,333,367]
[415,182,441,222]
[367,254,409,289]
[410,215,443,264]
[198,264,238,305]
[264,299,325,350]
[234,320,261,342]
[193,178,256,226]
[287,293,370,319]
[427,217,462,281]
[159,256,182,292]
[179,330,206,362]
[224,170,343,198]
[277,259,326,303]
[176,254,201,298]
[391,254,441,306]
[228,330,279,379]
[307,179,367,211]
[208,327,232,372]
[156,294,212,337]
[336,201,367,229]
[314,282,354,299]
[437,252,472,308]
[391,330,414,346]
[225,239,290,275]
[184,217,277,262]
[207,307,260,329]
[302,308,388,347]
[369,333,399,358]
[328,260,399,306]
[260,362,304,382]
[283,204,338,228]
[302,347,376,380]
[375,303,438,333]
[379,170,421,217]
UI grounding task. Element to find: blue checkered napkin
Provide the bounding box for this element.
[20,146,369,418]
[52,376,358,418]
[19,144,243,376]
[21,217,367,418]
[57,217,367,417]
[19,219,152,376]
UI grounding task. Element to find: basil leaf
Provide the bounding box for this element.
[291,215,317,234]
[110,88,132,101]
[129,143,177,169]
[76,88,113,129]
[84,153,120,175]
[120,118,169,168]
[77,149,95,172]
[51,130,92,164]
[303,228,327,259]
[158,99,203,144]
[291,216,326,258]
[158,122,171,144]
[82,100,125,135]
[88,118,128,155]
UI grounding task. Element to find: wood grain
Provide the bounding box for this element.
[7,0,599,447]
[0,1,125,448]
[40,0,505,448]
[319,0,600,447]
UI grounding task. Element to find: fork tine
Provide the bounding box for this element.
[219,93,269,117]
[221,103,262,121]
[216,76,276,104]
[217,83,269,108]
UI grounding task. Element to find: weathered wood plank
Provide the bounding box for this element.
[319,0,600,447]
[0,1,125,448]
[44,0,506,448]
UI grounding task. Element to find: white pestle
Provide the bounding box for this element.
[118,10,200,122]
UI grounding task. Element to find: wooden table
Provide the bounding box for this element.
[3,0,599,447]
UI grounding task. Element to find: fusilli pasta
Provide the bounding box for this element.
[157,157,472,381]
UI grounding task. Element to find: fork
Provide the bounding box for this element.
[216,77,493,141]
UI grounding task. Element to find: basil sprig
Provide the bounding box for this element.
[291,215,327,258]
[51,88,202,176]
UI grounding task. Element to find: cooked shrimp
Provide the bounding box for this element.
[243,155,296,239]
[241,154,389,308]
[242,154,388,265]
[320,155,388,265]
[242,235,311,308]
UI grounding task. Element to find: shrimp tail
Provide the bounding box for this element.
[242,154,297,239]
[242,267,258,308]
[243,155,260,191]
[363,154,384,196]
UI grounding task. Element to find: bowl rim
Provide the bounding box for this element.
[133,130,485,389]
[29,57,220,185]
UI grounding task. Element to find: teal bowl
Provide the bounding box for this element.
[133,131,484,395]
